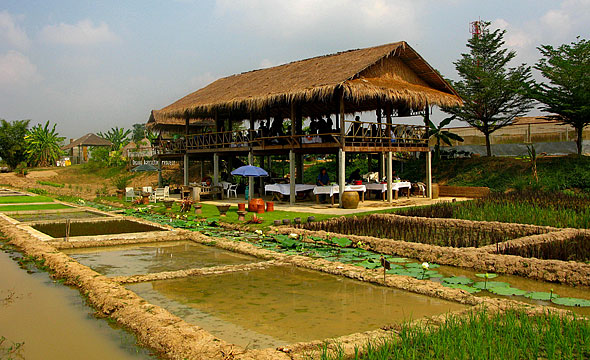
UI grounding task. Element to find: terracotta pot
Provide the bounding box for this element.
[163,200,174,209]
[116,189,125,199]
[294,217,301,224]
[237,210,247,221]
[273,220,281,226]
[194,204,202,215]
[248,199,258,212]
[341,191,359,209]
[256,206,265,214]
[307,216,315,222]
[237,203,246,212]
[141,193,150,205]
[266,201,274,212]
[282,219,291,225]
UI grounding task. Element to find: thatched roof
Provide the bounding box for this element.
[158,41,461,119]
[146,110,215,130]
[62,133,112,150]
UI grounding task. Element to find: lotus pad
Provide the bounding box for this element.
[442,276,474,285]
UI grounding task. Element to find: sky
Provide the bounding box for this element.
[1,0,589,138]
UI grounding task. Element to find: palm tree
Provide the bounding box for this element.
[428,115,464,160]
[24,121,65,167]
[98,127,131,150]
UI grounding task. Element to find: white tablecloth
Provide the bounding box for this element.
[265,184,315,196]
[364,181,411,192]
[313,185,367,197]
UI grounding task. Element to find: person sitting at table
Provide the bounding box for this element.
[347,169,361,183]
[392,170,401,181]
[316,168,330,203]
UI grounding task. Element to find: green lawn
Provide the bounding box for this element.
[0,204,71,212]
[150,202,335,229]
[0,195,55,204]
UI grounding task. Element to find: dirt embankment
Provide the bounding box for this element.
[275,226,590,286]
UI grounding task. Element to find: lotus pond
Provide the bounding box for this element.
[128,265,465,349]
[63,241,258,277]
[124,211,590,313]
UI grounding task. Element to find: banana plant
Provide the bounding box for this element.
[24,121,65,167]
[98,127,131,150]
[428,115,464,160]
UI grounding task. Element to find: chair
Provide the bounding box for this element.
[163,186,170,199]
[153,188,166,202]
[125,187,135,202]
[142,186,153,194]
[227,184,238,198]
[416,182,426,197]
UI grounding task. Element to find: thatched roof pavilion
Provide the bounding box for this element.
[151,41,461,206]
[146,110,214,133]
[157,41,461,120]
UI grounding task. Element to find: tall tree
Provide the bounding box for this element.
[531,37,590,156]
[0,119,30,169]
[98,127,131,150]
[444,21,534,156]
[24,121,65,167]
[428,115,464,160]
[132,123,146,143]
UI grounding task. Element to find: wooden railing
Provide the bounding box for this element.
[153,121,428,155]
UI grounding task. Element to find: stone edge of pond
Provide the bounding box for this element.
[274,226,590,286]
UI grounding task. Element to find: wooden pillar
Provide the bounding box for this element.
[200,159,204,181]
[248,151,254,200]
[183,153,189,186]
[338,148,346,208]
[258,155,264,197]
[289,150,296,205]
[213,153,219,186]
[158,158,163,187]
[387,151,393,203]
[426,150,432,199]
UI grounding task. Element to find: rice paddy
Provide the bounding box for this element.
[318,309,590,360]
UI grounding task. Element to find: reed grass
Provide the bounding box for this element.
[499,232,590,262]
[395,190,590,229]
[318,309,590,360]
[302,215,544,248]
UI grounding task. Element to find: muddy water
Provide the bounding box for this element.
[0,250,154,359]
[33,219,163,238]
[433,264,590,316]
[10,211,108,222]
[63,241,258,277]
[129,265,466,349]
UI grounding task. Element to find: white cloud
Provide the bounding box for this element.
[40,19,118,45]
[0,50,39,85]
[214,0,423,41]
[0,11,30,49]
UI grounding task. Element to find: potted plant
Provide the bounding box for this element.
[112,175,132,199]
[163,199,175,209]
[180,198,193,212]
[215,203,231,216]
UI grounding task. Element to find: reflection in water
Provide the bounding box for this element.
[11,211,107,222]
[129,266,465,349]
[0,250,153,359]
[64,241,257,277]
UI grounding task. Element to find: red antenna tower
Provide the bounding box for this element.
[470,20,482,39]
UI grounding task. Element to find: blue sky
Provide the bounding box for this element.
[1,0,589,138]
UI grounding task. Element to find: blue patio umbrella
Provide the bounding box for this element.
[231,165,268,177]
[131,164,158,172]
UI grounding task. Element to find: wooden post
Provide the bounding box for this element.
[158,158,163,187]
[183,153,189,186]
[248,151,254,200]
[213,153,219,187]
[200,159,204,181]
[289,150,296,205]
[258,155,264,197]
[338,148,346,208]
[339,90,345,144]
[426,150,432,199]
[387,151,393,203]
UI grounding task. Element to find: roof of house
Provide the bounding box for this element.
[62,133,112,150]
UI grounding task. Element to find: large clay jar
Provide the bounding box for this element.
[341,191,359,209]
[431,183,439,199]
